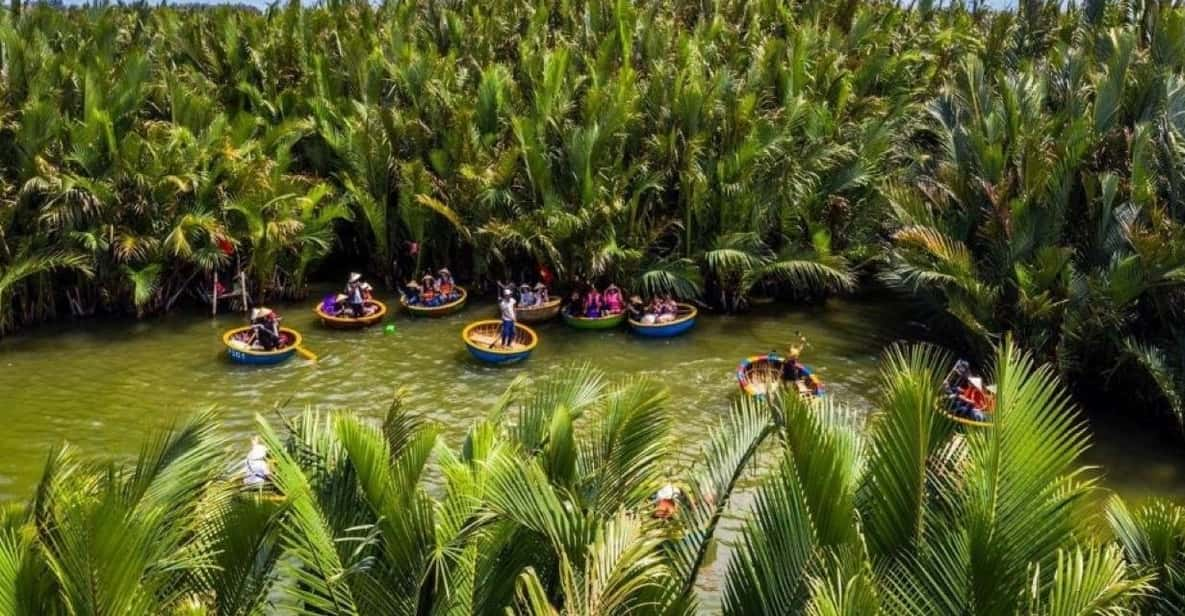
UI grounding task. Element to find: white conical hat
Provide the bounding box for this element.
[349,272,362,283]
[247,443,268,461]
[969,377,984,390]
[657,485,680,500]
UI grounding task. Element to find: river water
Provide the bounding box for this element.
[1,295,1181,525]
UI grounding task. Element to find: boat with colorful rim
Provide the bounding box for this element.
[735,353,824,399]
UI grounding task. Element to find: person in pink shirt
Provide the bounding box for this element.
[603,284,624,314]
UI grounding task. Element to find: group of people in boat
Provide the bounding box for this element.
[497,281,551,308]
[321,273,376,318]
[402,268,461,307]
[628,294,681,324]
[944,359,994,422]
[568,283,625,317]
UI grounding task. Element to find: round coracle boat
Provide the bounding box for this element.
[222,327,306,365]
[628,304,697,338]
[561,308,626,330]
[462,320,539,364]
[401,287,468,317]
[735,353,824,399]
[314,299,387,329]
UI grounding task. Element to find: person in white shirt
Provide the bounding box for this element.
[495,288,517,348]
[243,437,270,487]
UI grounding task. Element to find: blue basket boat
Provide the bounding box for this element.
[628,304,698,338]
[222,326,308,365]
[462,320,538,364]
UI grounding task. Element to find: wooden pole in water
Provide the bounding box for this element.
[239,271,248,313]
[212,271,219,316]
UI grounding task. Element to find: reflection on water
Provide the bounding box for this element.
[0,295,1181,507]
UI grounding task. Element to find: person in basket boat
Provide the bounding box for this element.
[657,294,679,323]
[602,284,624,314]
[248,307,283,350]
[534,282,549,306]
[652,484,682,520]
[519,283,535,307]
[945,360,993,422]
[345,272,367,317]
[493,288,517,349]
[437,268,458,301]
[401,281,422,306]
[419,272,440,307]
[627,295,646,321]
[583,285,603,318]
[243,436,271,487]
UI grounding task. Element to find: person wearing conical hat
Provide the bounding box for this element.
[420,272,439,306]
[437,268,455,299]
[519,283,535,307]
[402,281,422,305]
[344,272,366,318]
[652,484,682,519]
[248,307,281,350]
[243,436,271,487]
[534,281,549,304]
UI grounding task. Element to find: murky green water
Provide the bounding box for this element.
[1,294,1182,509]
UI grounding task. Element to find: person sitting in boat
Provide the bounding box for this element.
[626,295,646,321]
[652,484,682,520]
[583,285,603,318]
[438,268,456,300]
[519,283,535,307]
[568,288,583,314]
[420,272,441,306]
[603,284,624,314]
[345,272,366,317]
[534,282,549,305]
[402,281,422,305]
[243,436,271,487]
[640,297,662,324]
[249,308,282,350]
[657,294,679,323]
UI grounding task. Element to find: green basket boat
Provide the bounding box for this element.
[561,308,626,330]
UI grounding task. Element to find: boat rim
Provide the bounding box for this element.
[221,326,303,356]
[562,309,626,322]
[937,403,994,428]
[462,319,539,355]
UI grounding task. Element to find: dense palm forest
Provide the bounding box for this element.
[0,343,1182,614]
[1,0,1185,413]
